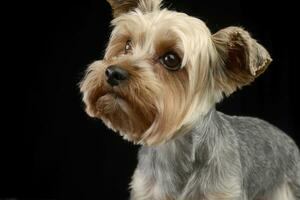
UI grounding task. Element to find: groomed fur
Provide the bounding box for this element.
[80,0,300,199]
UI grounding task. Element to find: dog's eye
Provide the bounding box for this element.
[160,52,181,70]
[125,40,132,54]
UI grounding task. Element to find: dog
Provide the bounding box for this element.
[80,0,300,199]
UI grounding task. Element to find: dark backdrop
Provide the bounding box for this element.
[3,0,299,199]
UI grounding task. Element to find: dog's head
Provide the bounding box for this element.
[80,0,272,145]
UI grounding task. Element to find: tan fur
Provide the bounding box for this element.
[80,57,159,142]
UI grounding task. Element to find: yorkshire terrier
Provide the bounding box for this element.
[80,0,300,199]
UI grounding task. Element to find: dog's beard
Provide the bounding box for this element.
[95,91,157,142]
[80,60,160,143]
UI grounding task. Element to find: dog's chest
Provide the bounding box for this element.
[137,136,195,198]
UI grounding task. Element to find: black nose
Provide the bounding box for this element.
[105,65,129,86]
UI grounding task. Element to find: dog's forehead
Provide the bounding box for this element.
[112,9,211,41]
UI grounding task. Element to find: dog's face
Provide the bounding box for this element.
[80,0,272,145]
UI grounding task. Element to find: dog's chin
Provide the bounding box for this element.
[96,92,121,111]
[92,92,154,142]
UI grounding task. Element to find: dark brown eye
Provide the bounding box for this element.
[125,40,132,54]
[160,52,181,70]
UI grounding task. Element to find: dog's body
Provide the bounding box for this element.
[131,109,300,200]
[80,0,300,199]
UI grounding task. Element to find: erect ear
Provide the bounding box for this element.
[106,0,162,18]
[212,26,272,95]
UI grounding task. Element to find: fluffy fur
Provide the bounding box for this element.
[80,0,300,199]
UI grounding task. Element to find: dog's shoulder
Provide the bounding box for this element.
[216,111,299,158]
[217,111,282,134]
[217,111,297,146]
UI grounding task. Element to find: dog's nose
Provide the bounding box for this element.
[105,65,129,86]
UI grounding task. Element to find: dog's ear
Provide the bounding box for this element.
[212,26,272,95]
[107,0,162,18]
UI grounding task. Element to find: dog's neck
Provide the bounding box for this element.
[137,108,237,197]
[160,107,229,161]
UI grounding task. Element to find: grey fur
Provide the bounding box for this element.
[134,108,300,199]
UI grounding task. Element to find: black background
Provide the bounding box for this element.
[3,0,299,199]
